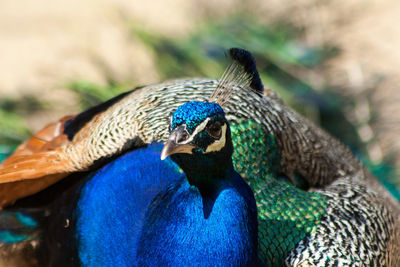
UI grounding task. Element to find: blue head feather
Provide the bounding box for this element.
[171,101,224,133]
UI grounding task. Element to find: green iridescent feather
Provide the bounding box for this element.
[230,120,327,265]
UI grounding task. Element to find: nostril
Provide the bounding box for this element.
[177,132,189,143]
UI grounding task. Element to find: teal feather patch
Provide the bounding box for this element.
[0,211,39,244]
[16,213,38,228]
[0,231,28,244]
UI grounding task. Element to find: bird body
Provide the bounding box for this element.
[1,104,260,266]
[0,48,399,266]
[77,99,259,267]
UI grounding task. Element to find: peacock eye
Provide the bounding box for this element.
[206,121,222,139]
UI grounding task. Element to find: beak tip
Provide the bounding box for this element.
[160,149,168,161]
[161,134,195,160]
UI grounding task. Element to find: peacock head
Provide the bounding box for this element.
[161,101,232,161]
[161,47,263,183]
[161,100,234,187]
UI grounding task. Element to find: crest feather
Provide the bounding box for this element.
[209,48,263,106]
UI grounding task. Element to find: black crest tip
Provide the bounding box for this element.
[228,48,263,93]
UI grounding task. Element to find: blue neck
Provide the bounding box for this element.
[136,167,259,266]
[171,127,235,192]
[75,144,258,266]
[172,153,232,190]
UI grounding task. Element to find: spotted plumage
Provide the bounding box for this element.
[0,48,399,266]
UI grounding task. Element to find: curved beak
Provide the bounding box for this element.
[161,126,196,160]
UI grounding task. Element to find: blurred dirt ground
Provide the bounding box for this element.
[0,0,399,169]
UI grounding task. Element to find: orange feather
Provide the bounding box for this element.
[0,115,76,208]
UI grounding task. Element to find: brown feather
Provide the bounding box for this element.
[0,174,67,208]
[0,152,67,181]
[8,115,75,157]
[0,115,76,208]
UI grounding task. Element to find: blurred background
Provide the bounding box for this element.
[0,0,399,197]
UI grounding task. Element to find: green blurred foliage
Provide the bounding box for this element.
[0,95,49,160]
[361,154,400,200]
[0,97,42,162]
[0,109,31,144]
[135,14,336,88]
[68,80,128,110]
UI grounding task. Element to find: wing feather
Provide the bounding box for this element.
[0,116,76,208]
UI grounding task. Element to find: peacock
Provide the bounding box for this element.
[0,48,399,266]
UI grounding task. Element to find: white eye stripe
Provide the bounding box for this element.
[177,118,227,153]
[178,118,210,145]
[205,124,227,153]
